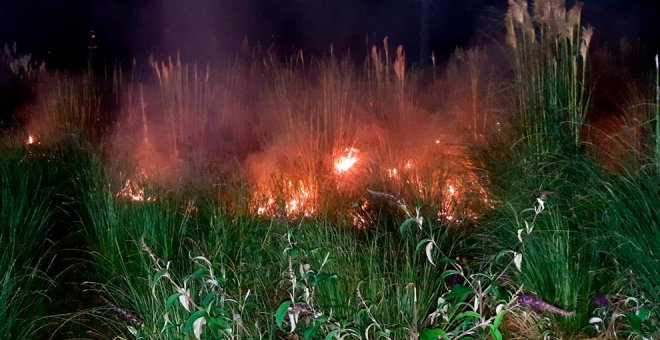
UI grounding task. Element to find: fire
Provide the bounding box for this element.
[334,148,359,174]
[26,134,36,145]
[387,168,398,178]
[116,179,154,202]
[253,180,316,218]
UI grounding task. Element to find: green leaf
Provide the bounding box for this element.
[437,256,456,265]
[303,326,320,339]
[184,310,206,332]
[400,217,417,235]
[314,314,329,326]
[207,316,231,330]
[625,312,642,333]
[325,330,341,340]
[488,325,503,340]
[289,247,299,258]
[165,292,181,311]
[455,311,480,321]
[151,269,169,287]
[636,307,651,321]
[190,268,208,280]
[276,301,292,330]
[436,270,461,286]
[493,310,506,329]
[416,238,433,252]
[313,273,338,286]
[419,328,448,340]
[201,291,217,308]
[445,284,472,302]
[493,250,511,264]
[489,282,510,301]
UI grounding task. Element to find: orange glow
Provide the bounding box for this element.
[387,168,398,178]
[26,134,36,145]
[253,180,316,218]
[334,148,358,174]
[116,179,154,202]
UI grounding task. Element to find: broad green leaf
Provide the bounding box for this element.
[488,325,503,340]
[636,307,651,321]
[493,310,506,329]
[445,284,472,302]
[314,314,329,326]
[625,312,642,333]
[419,328,448,340]
[184,311,206,332]
[201,291,217,308]
[190,268,208,280]
[207,316,231,330]
[276,301,292,330]
[325,330,341,340]
[304,326,320,339]
[165,292,181,310]
[489,282,510,301]
[400,217,417,235]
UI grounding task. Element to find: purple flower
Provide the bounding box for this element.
[517,294,575,317]
[595,293,611,308]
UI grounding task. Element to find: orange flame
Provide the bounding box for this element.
[26,134,36,145]
[387,168,399,178]
[116,179,154,202]
[253,181,316,218]
[334,148,359,174]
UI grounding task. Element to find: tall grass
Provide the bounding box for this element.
[506,0,591,154]
[151,55,214,164]
[3,2,660,337]
[0,145,56,338]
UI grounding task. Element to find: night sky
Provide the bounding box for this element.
[0,0,658,68]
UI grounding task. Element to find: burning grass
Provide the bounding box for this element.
[1,1,660,338]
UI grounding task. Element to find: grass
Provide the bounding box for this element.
[0,142,57,338]
[0,1,659,338]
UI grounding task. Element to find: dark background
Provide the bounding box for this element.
[0,0,658,69]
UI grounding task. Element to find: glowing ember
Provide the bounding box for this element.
[116,179,153,202]
[448,185,456,196]
[26,134,36,145]
[387,168,399,178]
[257,198,275,216]
[405,160,413,169]
[287,199,299,214]
[253,181,316,218]
[334,148,359,174]
[435,139,441,144]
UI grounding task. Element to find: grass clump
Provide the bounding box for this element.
[0,144,57,338]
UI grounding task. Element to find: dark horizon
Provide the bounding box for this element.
[0,0,658,69]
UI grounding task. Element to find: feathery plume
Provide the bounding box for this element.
[566,2,582,42]
[580,26,594,62]
[394,45,405,83]
[505,11,517,50]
